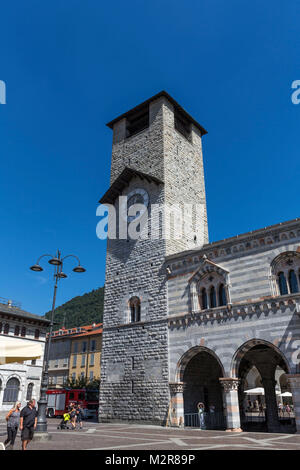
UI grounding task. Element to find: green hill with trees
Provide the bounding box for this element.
[44,286,104,329]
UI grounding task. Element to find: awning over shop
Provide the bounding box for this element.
[0,336,43,364]
[244,387,281,395]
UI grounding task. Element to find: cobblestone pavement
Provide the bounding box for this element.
[1,419,300,450]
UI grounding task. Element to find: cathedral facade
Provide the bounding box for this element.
[98,91,300,433]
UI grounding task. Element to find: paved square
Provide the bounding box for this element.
[1,419,300,450]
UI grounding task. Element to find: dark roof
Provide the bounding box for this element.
[106,90,207,136]
[0,303,50,324]
[99,167,163,205]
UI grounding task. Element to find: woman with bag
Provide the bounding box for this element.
[4,401,21,450]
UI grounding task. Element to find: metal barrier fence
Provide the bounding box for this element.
[241,411,295,423]
[240,411,296,432]
[184,412,226,430]
[185,411,296,431]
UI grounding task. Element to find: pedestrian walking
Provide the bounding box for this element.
[70,404,77,430]
[19,399,38,451]
[258,403,264,416]
[4,401,21,450]
[76,404,84,430]
[209,404,216,427]
[197,402,206,430]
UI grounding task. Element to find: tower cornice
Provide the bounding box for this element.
[106,90,208,137]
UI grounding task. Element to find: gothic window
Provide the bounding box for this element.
[4,323,9,334]
[14,325,20,336]
[129,297,141,323]
[26,383,34,401]
[209,286,217,308]
[278,272,288,295]
[201,288,208,310]
[272,252,300,296]
[3,378,20,403]
[218,284,227,306]
[21,326,26,337]
[197,272,228,310]
[288,270,299,294]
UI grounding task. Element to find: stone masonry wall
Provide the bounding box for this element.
[163,99,209,255]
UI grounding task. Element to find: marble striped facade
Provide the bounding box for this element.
[166,218,300,431]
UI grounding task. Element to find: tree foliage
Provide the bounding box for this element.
[65,376,100,390]
[44,286,104,329]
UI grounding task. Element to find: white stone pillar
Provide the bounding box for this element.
[219,378,242,432]
[190,281,199,313]
[169,382,185,427]
[287,374,300,433]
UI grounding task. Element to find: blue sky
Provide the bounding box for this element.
[0,0,299,316]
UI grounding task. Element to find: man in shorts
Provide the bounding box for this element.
[76,404,84,430]
[20,399,38,450]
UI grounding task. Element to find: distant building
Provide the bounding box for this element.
[0,298,50,411]
[69,324,102,384]
[48,323,102,388]
[48,327,76,388]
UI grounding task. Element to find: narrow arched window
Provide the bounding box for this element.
[288,270,299,294]
[209,286,217,308]
[136,302,141,322]
[26,383,34,401]
[34,329,40,339]
[3,378,20,403]
[218,284,227,306]
[201,288,207,310]
[130,303,135,323]
[129,297,141,323]
[278,272,288,295]
[14,325,20,336]
[4,323,9,334]
[21,326,26,337]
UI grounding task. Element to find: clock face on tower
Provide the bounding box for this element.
[120,188,149,223]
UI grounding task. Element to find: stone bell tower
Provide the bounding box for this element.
[98,91,208,424]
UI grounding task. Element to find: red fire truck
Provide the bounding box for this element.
[46,388,99,419]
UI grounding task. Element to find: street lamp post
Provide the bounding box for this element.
[30,249,86,440]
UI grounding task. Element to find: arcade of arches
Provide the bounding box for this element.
[170,342,299,433]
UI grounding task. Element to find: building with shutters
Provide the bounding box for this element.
[48,323,102,387]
